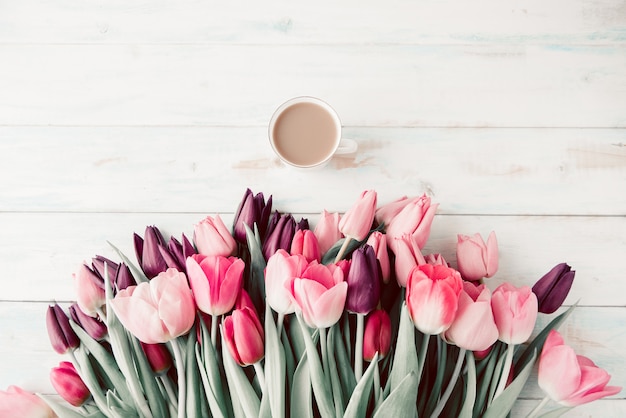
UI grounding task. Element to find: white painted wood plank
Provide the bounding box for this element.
[0,45,624,127]
[1,0,625,45]
[1,127,624,215]
[1,212,623,306]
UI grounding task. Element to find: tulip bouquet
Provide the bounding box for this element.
[1,188,620,418]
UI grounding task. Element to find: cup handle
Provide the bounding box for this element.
[335,138,358,155]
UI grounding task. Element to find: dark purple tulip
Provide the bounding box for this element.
[262,212,296,260]
[91,255,119,283]
[134,226,169,278]
[233,189,273,244]
[346,245,381,315]
[532,263,576,314]
[69,303,108,341]
[296,218,310,231]
[115,262,136,291]
[46,304,80,354]
[161,234,197,273]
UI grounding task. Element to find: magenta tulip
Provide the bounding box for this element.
[405,264,462,335]
[186,254,244,316]
[338,190,377,241]
[386,194,438,250]
[223,307,265,366]
[366,231,390,283]
[287,262,347,329]
[73,264,105,318]
[491,283,538,344]
[363,309,392,361]
[456,231,498,281]
[393,234,426,287]
[539,330,621,406]
[314,210,343,255]
[69,303,107,341]
[0,386,56,418]
[264,249,308,315]
[194,214,237,257]
[50,361,90,407]
[141,342,173,375]
[445,282,499,352]
[110,268,196,344]
[290,229,322,263]
[46,304,79,354]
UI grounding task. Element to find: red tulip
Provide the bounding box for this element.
[141,342,173,375]
[194,214,237,257]
[313,210,343,255]
[405,264,462,335]
[456,231,498,281]
[223,307,265,366]
[290,229,321,263]
[445,283,498,351]
[363,309,392,361]
[386,194,438,250]
[110,268,196,344]
[50,361,90,407]
[264,250,308,315]
[338,190,377,241]
[186,254,244,316]
[0,386,56,418]
[491,283,537,344]
[538,330,621,406]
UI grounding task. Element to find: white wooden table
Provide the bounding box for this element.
[1,1,624,416]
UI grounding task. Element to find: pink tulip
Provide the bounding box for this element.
[375,196,412,227]
[314,210,343,255]
[491,283,538,344]
[424,253,448,266]
[366,231,390,283]
[386,194,438,250]
[186,254,244,316]
[363,309,392,361]
[393,234,426,287]
[73,264,105,318]
[50,361,90,407]
[194,214,237,257]
[338,190,377,241]
[445,283,499,352]
[0,386,56,418]
[264,249,308,315]
[456,231,498,281]
[235,288,257,313]
[290,229,321,263]
[539,330,621,406]
[405,264,462,335]
[287,262,347,329]
[223,307,265,366]
[110,268,196,344]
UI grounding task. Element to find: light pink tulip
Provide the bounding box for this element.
[393,234,426,287]
[194,214,237,257]
[386,194,438,250]
[74,264,105,317]
[375,196,412,227]
[186,254,244,316]
[445,283,499,351]
[314,210,343,255]
[223,307,265,366]
[264,249,309,315]
[406,264,462,335]
[338,190,377,241]
[110,268,196,344]
[539,330,621,406]
[0,386,56,418]
[290,229,321,263]
[50,361,90,407]
[366,231,391,283]
[456,231,498,281]
[287,262,347,329]
[424,253,448,266]
[491,283,538,344]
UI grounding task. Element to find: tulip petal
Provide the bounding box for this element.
[539,344,581,402]
[311,282,348,329]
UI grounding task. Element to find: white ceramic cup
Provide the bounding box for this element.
[268,96,358,168]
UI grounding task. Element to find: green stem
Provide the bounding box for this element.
[277,313,285,337]
[493,343,514,400]
[171,340,186,418]
[253,362,266,393]
[526,396,550,418]
[160,375,178,410]
[355,313,365,381]
[418,334,430,383]
[211,315,218,347]
[320,327,330,381]
[334,237,352,263]
[430,348,466,418]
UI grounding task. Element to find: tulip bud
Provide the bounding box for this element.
[134,225,169,279]
[314,210,343,255]
[0,386,57,418]
[91,255,118,283]
[223,307,265,366]
[262,212,296,260]
[456,231,498,281]
[366,231,390,283]
[346,245,381,315]
[233,188,273,244]
[290,229,321,263]
[50,361,90,407]
[363,309,391,361]
[375,195,412,227]
[424,253,448,266]
[386,194,438,250]
[296,217,310,231]
[491,283,538,344]
[46,304,79,354]
[393,234,426,287]
[115,262,136,291]
[73,264,106,318]
[141,342,173,375]
[235,288,257,314]
[338,190,377,241]
[69,303,107,341]
[532,263,575,314]
[194,215,237,257]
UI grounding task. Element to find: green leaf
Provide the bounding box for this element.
[185,329,207,418]
[197,317,229,418]
[264,303,286,418]
[39,395,108,418]
[482,350,537,418]
[344,353,379,418]
[327,324,345,416]
[538,407,574,418]
[321,224,385,265]
[129,335,169,418]
[458,351,476,418]
[244,224,267,315]
[106,389,139,418]
[222,333,261,418]
[196,345,227,418]
[333,322,357,403]
[373,371,418,418]
[291,351,313,418]
[386,303,418,394]
[107,240,149,284]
